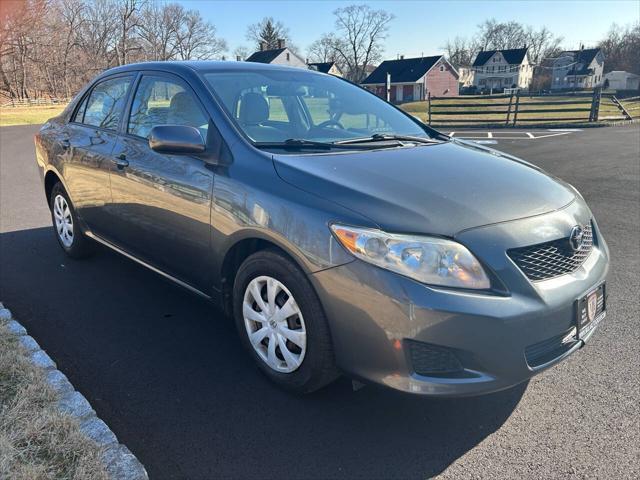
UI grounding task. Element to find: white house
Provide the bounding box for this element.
[245,39,307,68]
[604,71,640,91]
[472,47,532,91]
[307,61,343,77]
[551,47,604,90]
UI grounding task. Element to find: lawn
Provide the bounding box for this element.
[0,316,108,479]
[0,105,65,127]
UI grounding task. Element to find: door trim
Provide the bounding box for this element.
[84,230,212,300]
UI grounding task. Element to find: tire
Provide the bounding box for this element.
[233,249,339,393]
[49,182,94,258]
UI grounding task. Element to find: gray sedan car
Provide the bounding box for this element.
[35,61,609,396]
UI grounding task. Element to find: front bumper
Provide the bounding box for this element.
[310,201,609,396]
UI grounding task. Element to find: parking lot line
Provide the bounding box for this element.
[446,131,574,140]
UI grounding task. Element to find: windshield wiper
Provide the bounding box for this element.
[254,138,380,150]
[334,133,444,145]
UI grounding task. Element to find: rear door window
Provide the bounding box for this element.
[82,76,134,130]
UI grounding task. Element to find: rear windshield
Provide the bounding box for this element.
[202,70,431,144]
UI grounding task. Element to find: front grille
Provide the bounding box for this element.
[508,223,593,281]
[525,328,579,368]
[406,340,463,376]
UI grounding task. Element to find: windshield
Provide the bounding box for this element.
[202,69,433,145]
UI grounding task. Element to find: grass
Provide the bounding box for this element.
[0,317,109,480]
[0,105,65,127]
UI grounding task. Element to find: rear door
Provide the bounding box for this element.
[63,74,135,234]
[108,72,214,291]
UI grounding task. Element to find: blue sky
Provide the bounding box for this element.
[179,0,640,58]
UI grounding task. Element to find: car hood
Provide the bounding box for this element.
[272,139,575,237]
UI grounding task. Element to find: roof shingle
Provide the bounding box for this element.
[472,48,528,67]
[308,62,335,74]
[246,48,286,64]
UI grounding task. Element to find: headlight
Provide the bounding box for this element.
[331,224,490,289]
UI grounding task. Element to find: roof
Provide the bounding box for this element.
[308,62,336,74]
[559,48,601,66]
[472,48,528,66]
[361,56,445,85]
[245,48,287,64]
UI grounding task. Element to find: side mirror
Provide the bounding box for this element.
[149,125,205,154]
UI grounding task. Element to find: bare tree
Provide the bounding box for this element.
[138,1,182,61]
[599,22,640,74]
[176,10,226,60]
[233,45,250,61]
[476,19,526,51]
[308,33,341,63]
[524,25,563,65]
[443,36,478,68]
[246,17,292,50]
[77,0,119,74]
[331,4,394,82]
[0,0,229,100]
[113,0,146,66]
[444,19,563,70]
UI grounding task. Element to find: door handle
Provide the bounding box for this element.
[113,153,129,169]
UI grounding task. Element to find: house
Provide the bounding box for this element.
[245,39,306,68]
[308,61,343,77]
[551,47,604,90]
[603,71,640,91]
[360,55,459,102]
[472,47,532,92]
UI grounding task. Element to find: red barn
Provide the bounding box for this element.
[361,55,459,102]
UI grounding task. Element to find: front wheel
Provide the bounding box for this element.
[49,182,94,258]
[233,250,339,393]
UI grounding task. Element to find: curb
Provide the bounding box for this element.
[0,302,148,480]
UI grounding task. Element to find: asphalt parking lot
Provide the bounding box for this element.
[1,124,639,479]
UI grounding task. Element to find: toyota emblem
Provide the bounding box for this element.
[569,225,584,251]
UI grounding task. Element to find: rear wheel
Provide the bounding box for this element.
[49,182,94,258]
[233,249,339,393]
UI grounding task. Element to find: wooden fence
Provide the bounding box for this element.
[424,89,636,127]
[1,98,70,108]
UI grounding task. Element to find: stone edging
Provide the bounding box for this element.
[0,302,148,480]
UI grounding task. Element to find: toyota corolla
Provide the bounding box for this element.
[34,62,609,395]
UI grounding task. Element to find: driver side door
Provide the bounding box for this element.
[108,72,215,292]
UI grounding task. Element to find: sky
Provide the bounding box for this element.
[179,0,640,58]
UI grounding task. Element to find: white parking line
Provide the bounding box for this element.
[447,131,574,140]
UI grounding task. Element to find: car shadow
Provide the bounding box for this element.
[0,226,527,480]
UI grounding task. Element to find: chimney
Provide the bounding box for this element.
[259,41,266,51]
[400,55,405,60]
[277,38,285,49]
